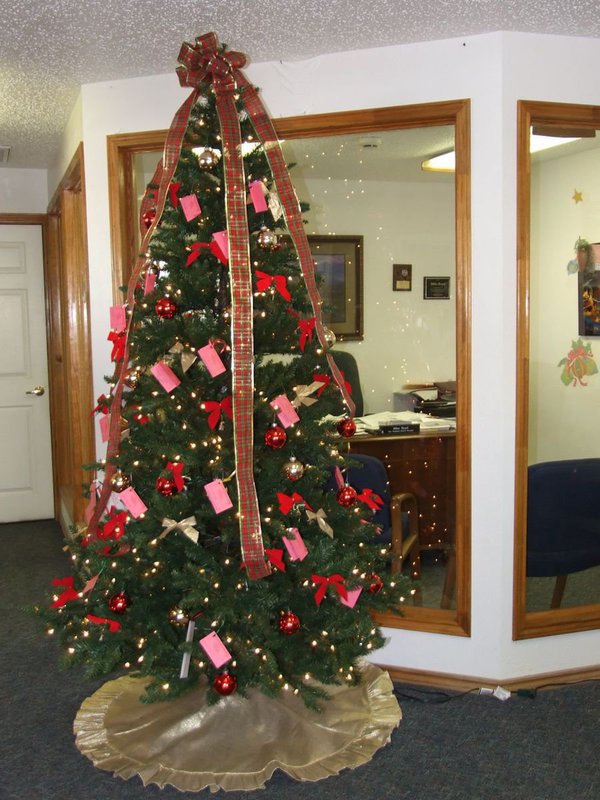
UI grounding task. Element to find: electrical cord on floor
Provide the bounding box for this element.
[394,677,600,703]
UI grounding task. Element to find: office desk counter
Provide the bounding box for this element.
[349,430,456,551]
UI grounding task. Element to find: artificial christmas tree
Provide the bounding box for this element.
[37,32,412,789]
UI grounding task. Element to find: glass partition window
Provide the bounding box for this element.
[515,101,600,638]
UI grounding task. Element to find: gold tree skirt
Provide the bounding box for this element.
[73,663,401,792]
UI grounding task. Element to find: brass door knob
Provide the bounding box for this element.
[26,385,45,396]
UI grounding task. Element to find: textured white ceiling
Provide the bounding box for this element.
[1,0,600,169]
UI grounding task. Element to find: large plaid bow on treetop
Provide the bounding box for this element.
[88,33,353,580]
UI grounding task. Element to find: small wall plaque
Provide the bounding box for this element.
[424,276,450,299]
[393,263,412,291]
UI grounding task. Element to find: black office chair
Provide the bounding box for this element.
[527,459,600,608]
[329,454,422,602]
[330,350,364,417]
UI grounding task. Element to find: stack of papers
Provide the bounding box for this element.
[353,411,456,434]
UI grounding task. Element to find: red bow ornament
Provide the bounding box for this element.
[86,614,122,633]
[298,317,316,351]
[265,548,286,572]
[98,508,128,541]
[311,574,348,606]
[50,577,79,608]
[313,371,352,397]
[166,461,186,492]
[202,396,233,430]
[277,491,311,515]
[107,331,126,362]
[186,240,228,267]
[255,271,291,302]
[169,181,181,208]
[357,488,384,511]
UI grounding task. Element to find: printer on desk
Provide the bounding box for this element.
[393,381,456,418]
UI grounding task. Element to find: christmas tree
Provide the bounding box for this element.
[38,33,411,709]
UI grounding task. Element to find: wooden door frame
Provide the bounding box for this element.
[45,143,95,531]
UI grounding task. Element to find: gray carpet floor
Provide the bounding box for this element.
[1,519,599,800]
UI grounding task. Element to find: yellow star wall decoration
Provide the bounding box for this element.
[573,189,583,203]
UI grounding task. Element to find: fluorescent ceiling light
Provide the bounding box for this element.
[421,150,455,172]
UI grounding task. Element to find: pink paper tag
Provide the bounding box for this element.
[109,305,127,332]
[249,180,269,212]
[204,479,233,514]
[144,271,157,295]
[334,466,345,489]
[270,394,300,428]
[340,587,363,609]
[282,528,308,562]
[199,631,232,669]
[198,342,227,377]
[151,361,181,393]
[119,487,147,518]
[212,230,229,262]
[99,414,110,443]
[180,194,202,221]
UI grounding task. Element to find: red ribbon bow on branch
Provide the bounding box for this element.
[313,371,352,397]
[186,240,228,266]
[91,394,110,416]
[98,507,128,541]
[265,548,286,572]
[166,461,186,492]
[311,574,348,606]
[86,614,122,633]
[202,396,233,429]
[107,331,126,362]
[176,33,247,94]
[255,271,291,302]
[357,488,384,511]
[50,577,79,608]
[298,317,316,351]
[277,491,311,515]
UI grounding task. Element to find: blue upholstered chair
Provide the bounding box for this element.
[330,453,422,603]
[527,459,600,608]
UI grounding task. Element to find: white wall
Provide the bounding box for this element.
[60,30,600,684]
[0,168,47,213]
[530,148,600,462]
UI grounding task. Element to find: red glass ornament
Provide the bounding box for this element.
[368,573,384,594]
[108,591,131,614]
[213,672,237,696]
[132,406,149,424]
[278,611,301,635]
[264,424,287,449]
[155,476,178,496]
[337,485,357,507]
[155,297,178,319]
[337,417,356,438]
[142,209,156,229]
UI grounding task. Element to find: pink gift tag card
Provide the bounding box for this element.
[180,194,202,222]
[282,528,308,562]
[212,230,229,262]
[249,180,269,212]
[109,305,127,333]
[333,466,345,489]
[204,479,233,514]
[270,394,300,428]
[199,631,232,669]
[198,342,227,377]
[119,487,147,518]
[99,414,110,443]
[151,361,181,393]
[144,271,157,295]
[340,587,362,609]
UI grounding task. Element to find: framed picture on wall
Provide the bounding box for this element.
[424,276,451,299]
[307,235,363,340]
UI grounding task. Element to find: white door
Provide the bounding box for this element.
[0,224,54,521]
